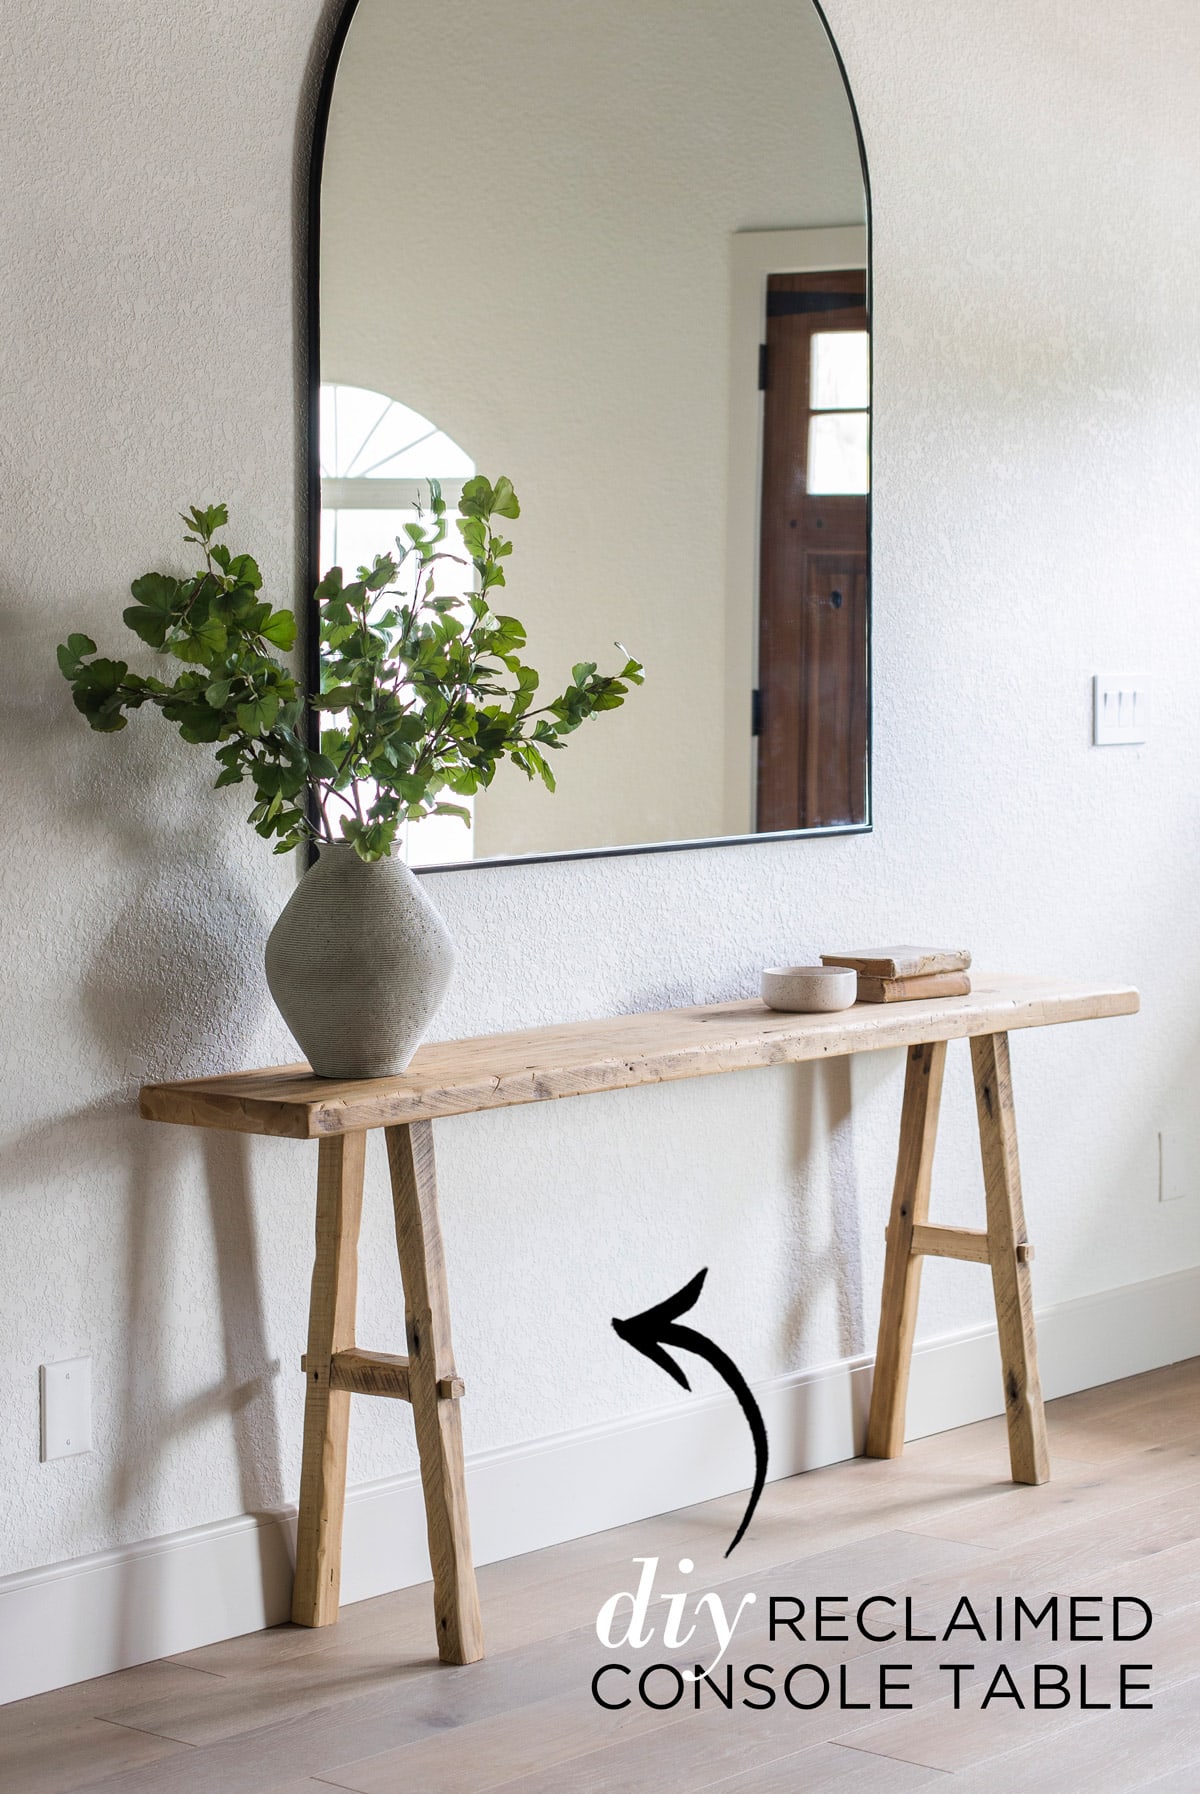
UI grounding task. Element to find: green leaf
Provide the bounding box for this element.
[457,515,487,558]
[122,605,170,648]
[129,572,181,613]
[236,692,281,735]
[225,552,262,591]
[261,608,297,649]
[182,502,228,541]
[490,476,520,519]
[364,555,398,592]
[316,685,357,711]
[56,633,97,677]
[178,709,224,743]
[307,748,338,780]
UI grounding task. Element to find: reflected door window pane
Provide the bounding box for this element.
[807,328,869,495]
[810,329,869,409]
[807,412,869,495]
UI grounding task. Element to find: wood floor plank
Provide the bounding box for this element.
[1131,1765,1200,1794]
[74,1629,600,1779]
[900,1439,1200,1550]
[309,1681,668,1794]
[0,1661,217,1794]
[903,1671,1200,1793]
[698,1741,949,1793]
[316,1530,985,1793]
[459,1696,900,1794]
[111,1525,983,1750]
[1034,1361,1200,1463]
[833,1602,1200,1772]
[0,1716,190,1794]
[313,1462,1200,1794]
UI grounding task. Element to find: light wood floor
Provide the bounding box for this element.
[4,1359,1199,1794]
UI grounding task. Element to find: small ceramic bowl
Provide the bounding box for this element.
[761,964,857,1013]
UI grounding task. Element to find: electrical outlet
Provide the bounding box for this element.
[1093,674,1148,745]
[1159,1131,1190,1204]
[40,1357,92,1461]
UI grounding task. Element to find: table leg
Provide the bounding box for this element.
[971,1031,1049,1485]
[386,1121,484,1665]
[866,1040,947,1458]
[292,1131,367,1627]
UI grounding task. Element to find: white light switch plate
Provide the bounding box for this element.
[1093,674,1148,745]
[40,1357,92,1460]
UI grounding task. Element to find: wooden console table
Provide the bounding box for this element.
[140,973,1137,1665]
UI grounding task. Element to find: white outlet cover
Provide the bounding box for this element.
[1093,673,1148,745]
[1159,1131,1190,1203]
[40,1357,92,1460]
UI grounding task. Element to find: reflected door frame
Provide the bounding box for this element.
[724,226,869,837]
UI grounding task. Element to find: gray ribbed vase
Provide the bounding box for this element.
[265,843,456,1079]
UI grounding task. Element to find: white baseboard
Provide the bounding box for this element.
[4,1262,1199,1706]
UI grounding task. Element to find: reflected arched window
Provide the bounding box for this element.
[319,382,475,573]
[318,384,478,866]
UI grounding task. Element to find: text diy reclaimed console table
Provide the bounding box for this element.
[140,973,1137,1665]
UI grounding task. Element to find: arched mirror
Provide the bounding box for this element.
[310,0,870,869]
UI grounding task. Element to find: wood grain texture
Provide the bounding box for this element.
[971,1030,1050,1486]
[386,1121,483,1666]
[291,1131,366,1628]
[910,1221,991,1262]
[0,1659,205,1794]
[865,1041,946,1458]
[325,1348,411,1401]
[138,975,1139,1139]
[300,1349,465,1403]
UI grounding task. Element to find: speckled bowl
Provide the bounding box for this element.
[760,964,857,1013]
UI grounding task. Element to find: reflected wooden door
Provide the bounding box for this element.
[756,270,868,831]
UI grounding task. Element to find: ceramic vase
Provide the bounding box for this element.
[265,842,456,1079]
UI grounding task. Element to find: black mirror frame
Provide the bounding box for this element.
[303,0,872,873]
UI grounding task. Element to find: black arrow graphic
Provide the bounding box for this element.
[612,1267,768,1557]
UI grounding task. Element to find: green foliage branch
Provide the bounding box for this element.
[57,479,643,861]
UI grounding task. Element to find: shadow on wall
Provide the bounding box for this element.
[1,585,295,1593]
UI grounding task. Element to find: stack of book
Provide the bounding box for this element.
[819,946,972,1004]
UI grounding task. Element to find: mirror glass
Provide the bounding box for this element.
[317,0,869,868]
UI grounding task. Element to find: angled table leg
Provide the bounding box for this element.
[866,1040,947,1458]
[386,1120,484,1665]
[971,1031,1049,1485]
[293,1131,367,1626]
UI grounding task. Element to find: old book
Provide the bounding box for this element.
[822,946,972,979]
[855,970,972,1004]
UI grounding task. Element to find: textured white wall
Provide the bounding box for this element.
[2,0,1198,1580]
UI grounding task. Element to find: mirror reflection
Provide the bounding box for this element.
[318,0,869,867]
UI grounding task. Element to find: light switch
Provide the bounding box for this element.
[1093,674,1148,745]
[40,1357,92,1461]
